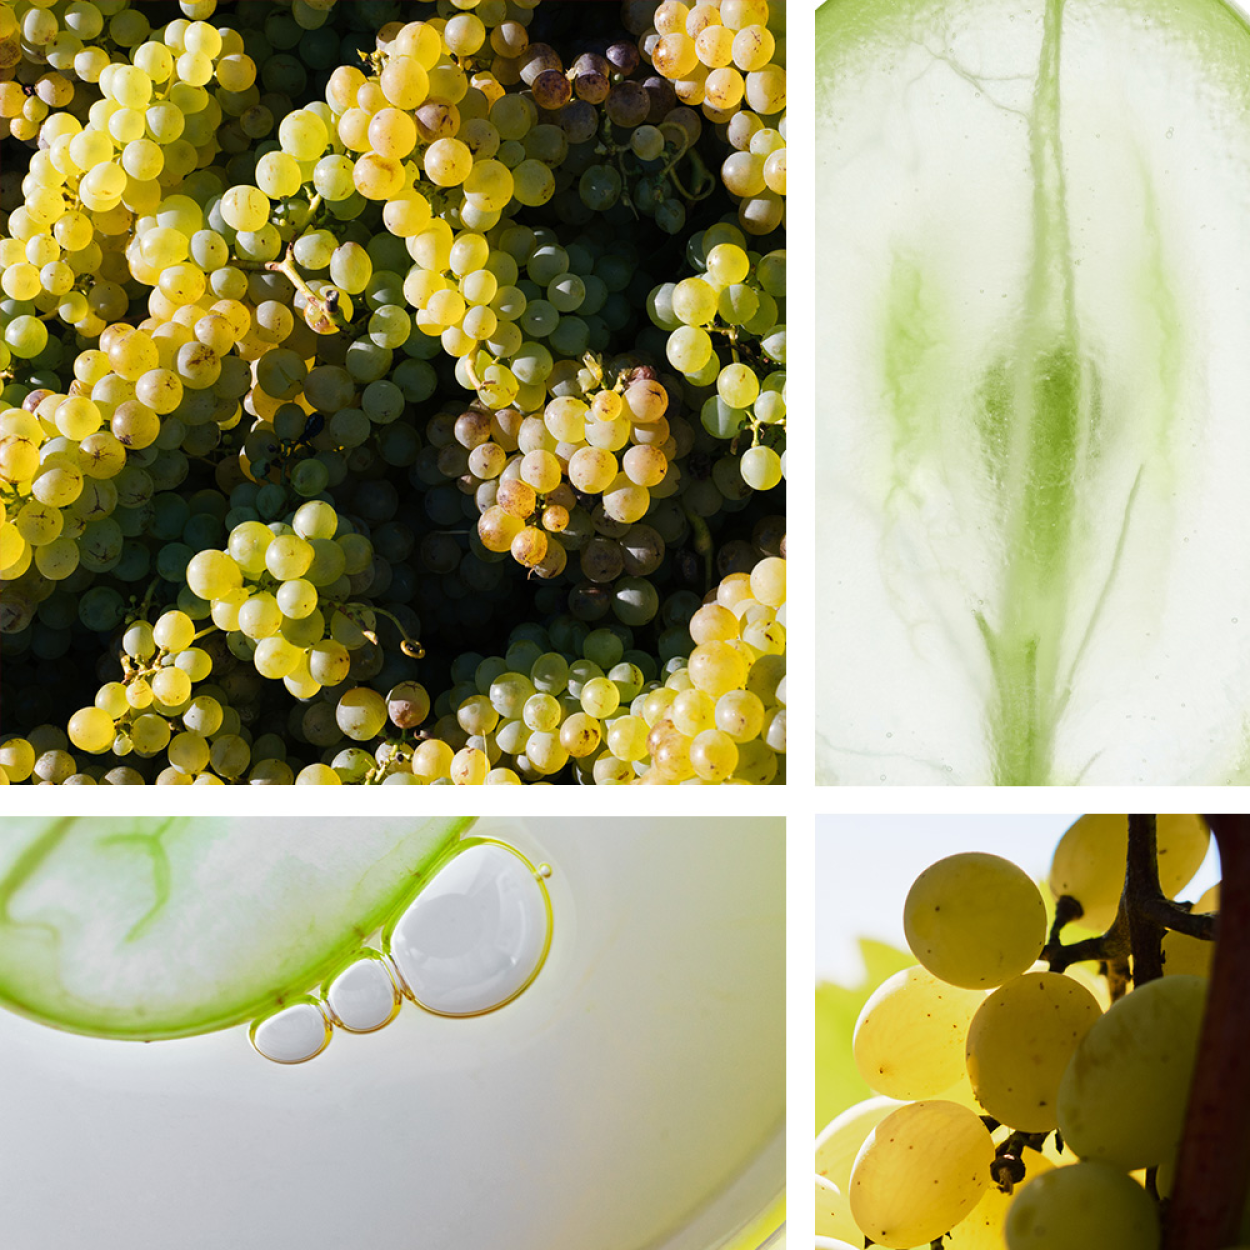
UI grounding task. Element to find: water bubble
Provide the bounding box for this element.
[251,998,331,1064]
[386,842,552,1017]
[324,953,401,1034]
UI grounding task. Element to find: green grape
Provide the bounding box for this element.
[849,1100,994,1249]
[1004,1161,1159,1250]
[265,534,314,580]
[852,965,984,1101]
[522,693,561,733]
[815,1175,857,1245]
[150,667,191,706]
[294,230,336,270]
[740,445,783,490]
[1162,882,1220,978]
[580,676,620,719]
[1048,815,1210,931]
[123,620,157,660]
[221,184,270,232]
[967,972,1101,1131]
[278,108,328,161]
[256,151,301,198]
[292,500,338,540]
[253,636,302,679]
[183,696,223,737]
[337,687,387,740]
[667,324,713,373]
[238,592,282,639]
[0,739,37,783]
[130,715,171,756]
[276,579,318,619]
[186,549,242,600]
[168,730,210,775]
[313,154,356,201]
[687,729,736,781]
[6,316,49,358]
[817,1096,905,1202]
[903,852,1046,989]
[1057,973,1207,1169]
[380,55,429,110]
[67,706,114,752]
[672,277,719,326]
[330,243,372,294]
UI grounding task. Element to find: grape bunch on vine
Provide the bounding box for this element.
[0,0,786,784]
[816,815,1250,1250]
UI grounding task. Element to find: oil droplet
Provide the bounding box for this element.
[386,842,552,1018]
[324,953,401,1034]
[250,998,331,1064]
[537,863,552,879]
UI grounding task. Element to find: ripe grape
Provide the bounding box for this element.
[966,972,1102,1132]
[854,966,985,1101]
[1004,1161,1160,1250]
[0,0,783,784]
[849,1100,995,1249]
[1049,814,1210,931]
[903,852,1047,989]
[1056,973,1207,1169]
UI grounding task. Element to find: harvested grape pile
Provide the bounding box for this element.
[0,0,787,784]
[817,816,1245,1250]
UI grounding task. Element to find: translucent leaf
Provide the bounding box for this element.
[0,817,472,1038]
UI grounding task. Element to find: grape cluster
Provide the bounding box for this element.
[0,0,784,783]
[630,0,785,232]
[816,816,1222,1250]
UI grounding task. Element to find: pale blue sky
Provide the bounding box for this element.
[815,815,1223,983]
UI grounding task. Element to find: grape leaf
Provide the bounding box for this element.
[816,938,913,1133]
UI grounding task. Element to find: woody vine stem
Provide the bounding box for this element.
[1037,816,1246,1250]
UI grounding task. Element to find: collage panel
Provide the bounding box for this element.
[0,0,787,786]
[0,814,786,1250]
[815,0,1250,785]
[814,813,1246,1250]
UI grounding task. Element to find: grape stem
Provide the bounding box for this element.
[355,605,424,659]
[1162,816,1250,1250]
[265,244,344,335]
[1043,815,1215,981]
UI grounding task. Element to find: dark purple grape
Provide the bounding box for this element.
[573,70,609,104]
[643,75,677,124]
[436,444,469,479]
[533,68,572,111]
[519,42,562,86]
[420,532,461,575]
[605,80,648,129]
[605,41,640,77]
[753,514,787,558]
[568,581,613,621]
[572,52,611,79]
[620,524,665,577]
[666,105,703,147]
[716,539,758,578]
[556,100,598,143]
[580,536,624,583]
